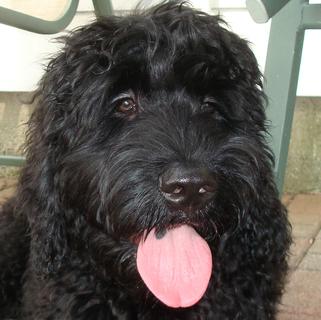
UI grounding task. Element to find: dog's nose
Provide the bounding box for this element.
[159,164,216,211]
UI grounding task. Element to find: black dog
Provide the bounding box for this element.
[0,1,291,319]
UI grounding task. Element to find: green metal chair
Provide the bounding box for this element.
[247,0,321,192]
[0,0,113,167]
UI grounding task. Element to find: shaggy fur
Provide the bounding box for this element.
[0,2,291,319]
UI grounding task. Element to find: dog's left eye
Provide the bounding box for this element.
[199,99,225,122]
[200,102,215,113]
[201,99,219,114]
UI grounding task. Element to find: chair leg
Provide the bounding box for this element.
[264,0,307,193]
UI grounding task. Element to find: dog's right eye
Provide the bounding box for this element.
[114,96,138,120]
[117,98,136,113]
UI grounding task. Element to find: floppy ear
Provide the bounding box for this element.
[17,19,118,275]
[218,26,267,130]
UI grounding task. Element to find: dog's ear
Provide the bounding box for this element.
[215,26,267,130]
[17,19,119,276]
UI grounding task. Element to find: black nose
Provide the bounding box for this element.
[159,164,216,211]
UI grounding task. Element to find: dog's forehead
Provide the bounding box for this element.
[106,13,239,95]
[109,52,232,99]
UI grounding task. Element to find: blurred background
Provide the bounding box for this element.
[0,0,320,193]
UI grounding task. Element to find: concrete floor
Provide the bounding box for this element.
[278,194,321,320]
[0,178,321,318]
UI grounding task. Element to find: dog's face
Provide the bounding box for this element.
[25,2,280,309]
[57,4,266,238]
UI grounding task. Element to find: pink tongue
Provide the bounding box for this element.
[136,225,212,308]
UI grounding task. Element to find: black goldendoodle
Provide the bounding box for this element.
[0,2,291,319]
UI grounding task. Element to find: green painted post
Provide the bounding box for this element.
[302,4,321,30]
[246,0,291,23]
[92,0,114,17]
[264,0,307,192]
[0,155,25,167]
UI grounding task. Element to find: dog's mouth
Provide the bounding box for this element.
[136,224,212,308]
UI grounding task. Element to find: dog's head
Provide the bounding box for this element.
[21,1,284,309]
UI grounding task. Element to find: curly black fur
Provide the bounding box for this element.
[0,1,291,319]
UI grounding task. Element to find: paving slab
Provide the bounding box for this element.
[309,237,321,254]
[280,270,321,318]
[278,310,321,320]
[289,237,314,269]
[287,194,321,225]
[282,193,295,207]
[299,253,321,271]
[291,223,320,239]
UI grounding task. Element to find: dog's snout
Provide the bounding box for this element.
[159,164,216,211]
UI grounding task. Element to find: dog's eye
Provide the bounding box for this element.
[115,97,138,118]
[201,99,218,114]
[117,98,136,113]
[201,102,215,113]
[200,99,224,121]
